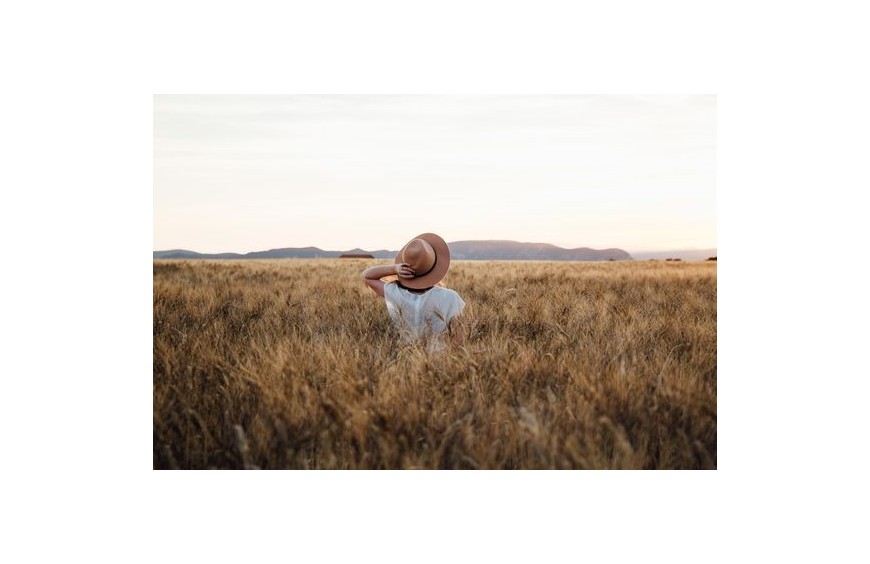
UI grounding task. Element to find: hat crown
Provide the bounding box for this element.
[402,239,436,276]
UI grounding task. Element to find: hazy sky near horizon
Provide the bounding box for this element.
[154,95,715,253]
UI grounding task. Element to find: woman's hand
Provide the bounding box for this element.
[395,262,415,279]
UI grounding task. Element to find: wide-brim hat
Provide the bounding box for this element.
[394,233,451,289]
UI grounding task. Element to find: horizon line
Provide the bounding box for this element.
[153,240,718,255]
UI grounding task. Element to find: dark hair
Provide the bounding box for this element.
[398,282,433,293]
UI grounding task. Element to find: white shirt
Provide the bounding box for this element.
[383,282,466,351]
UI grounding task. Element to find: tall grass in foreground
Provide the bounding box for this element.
[153,259,716,469]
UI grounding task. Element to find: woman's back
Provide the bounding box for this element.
[383,282,465,349]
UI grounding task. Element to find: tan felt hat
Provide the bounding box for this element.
[394,233,451,289]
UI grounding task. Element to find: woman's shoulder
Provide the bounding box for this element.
[433,286,463,300]
[383,280,399,297]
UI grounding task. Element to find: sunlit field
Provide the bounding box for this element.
[153,259,716,469]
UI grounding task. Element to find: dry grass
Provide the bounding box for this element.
[153,259,716,469]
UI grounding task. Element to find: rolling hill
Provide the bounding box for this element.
[154,241,633,261]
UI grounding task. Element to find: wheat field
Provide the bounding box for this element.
[153,259,716,470]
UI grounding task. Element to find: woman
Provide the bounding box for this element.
[362,233,466,351]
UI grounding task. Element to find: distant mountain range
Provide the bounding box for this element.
[153,241,716,261]
[449,241,631,261]
[153,247,394,260]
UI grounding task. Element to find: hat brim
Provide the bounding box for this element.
[394,232,451,289]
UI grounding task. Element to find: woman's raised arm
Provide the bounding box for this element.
[362,263,415,298]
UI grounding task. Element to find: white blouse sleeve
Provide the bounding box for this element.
[383,281,401,311]
[447,291,466,321]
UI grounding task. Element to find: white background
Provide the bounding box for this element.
[2,1,868,562]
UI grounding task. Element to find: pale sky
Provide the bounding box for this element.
[154,95,715,254]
